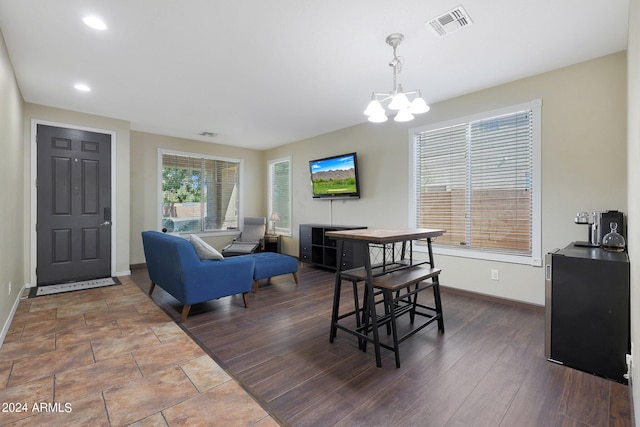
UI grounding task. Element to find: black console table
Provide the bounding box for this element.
[264,234,281,253]
[299,224,367,270]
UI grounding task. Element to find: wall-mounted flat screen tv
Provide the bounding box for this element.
[309,152,360,199]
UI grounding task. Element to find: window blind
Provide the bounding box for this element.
[415,124,467,247]
[161,153,239,232]
[269,158,291,233]
[414,110,533,255]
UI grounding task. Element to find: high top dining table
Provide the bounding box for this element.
[326,227,446,368]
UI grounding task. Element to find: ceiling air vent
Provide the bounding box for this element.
[426,6,473,38]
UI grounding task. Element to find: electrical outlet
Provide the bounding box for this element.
[491,269,499,281]
[8,281,12,296]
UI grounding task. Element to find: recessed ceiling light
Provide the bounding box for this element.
[74,83,91,92]
[83,15,107,31]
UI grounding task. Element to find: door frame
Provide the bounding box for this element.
[29,119,117,286]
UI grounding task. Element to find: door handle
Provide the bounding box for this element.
[100,221,111,227]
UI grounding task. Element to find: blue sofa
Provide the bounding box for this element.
[141,230,255,322]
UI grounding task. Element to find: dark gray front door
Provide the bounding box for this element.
[36,124,112,285]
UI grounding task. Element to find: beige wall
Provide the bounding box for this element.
[129,131,266,265]
[0,29,25,336]
[22,104,131,281]
[266,51,628,306]
[627,0,639,416]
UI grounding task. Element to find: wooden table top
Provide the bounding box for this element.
[325,227,445,243]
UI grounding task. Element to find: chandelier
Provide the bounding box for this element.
[364,33,430,123]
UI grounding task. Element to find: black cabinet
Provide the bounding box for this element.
[545,243,630,383]
[299,224,367,270]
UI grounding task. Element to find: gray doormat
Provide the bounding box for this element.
[29,277,121,298]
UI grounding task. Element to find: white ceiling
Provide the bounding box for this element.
[0,0,630,150]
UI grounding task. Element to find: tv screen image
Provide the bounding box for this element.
[309,152,360,199]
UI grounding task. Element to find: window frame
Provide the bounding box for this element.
[408,99,542,266]
[267,156,292,236]
[158,149,244,236]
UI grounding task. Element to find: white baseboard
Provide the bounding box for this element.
[0,284,27,349]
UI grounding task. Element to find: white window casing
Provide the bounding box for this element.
[159,149,243,235]
[409,100,542,266]
[268,156,292,236]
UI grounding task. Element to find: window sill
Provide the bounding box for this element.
[413,243,542,267]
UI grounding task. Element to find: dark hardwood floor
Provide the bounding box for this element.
[130,264,632,427]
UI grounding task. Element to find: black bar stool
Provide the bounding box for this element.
[371,266,444,367]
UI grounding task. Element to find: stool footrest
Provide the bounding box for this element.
[340,260,426,281]
[372,266,441,291]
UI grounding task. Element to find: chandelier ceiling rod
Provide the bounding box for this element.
[388,33,403,96]
[364,33,430,123]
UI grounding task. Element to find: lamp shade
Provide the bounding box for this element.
[368,112,388,123]
[364,100,385,116]
[394,108,414,122]
[388,91,411,110]
[270,212,280,222]
[409,97,430,114]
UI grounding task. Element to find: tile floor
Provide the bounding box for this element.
[0,277,280,427]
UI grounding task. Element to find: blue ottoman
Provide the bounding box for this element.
[249,252,299,293]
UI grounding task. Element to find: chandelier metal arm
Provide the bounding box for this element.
[371,89,421,100]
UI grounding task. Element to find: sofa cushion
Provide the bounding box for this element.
[251,252,298,280]
[189,234,224,260]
